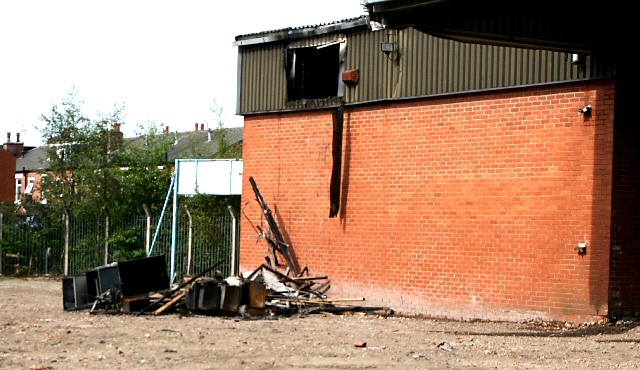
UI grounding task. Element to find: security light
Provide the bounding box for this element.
[381,42,394,54]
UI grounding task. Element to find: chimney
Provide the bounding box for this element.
[16,132,20,142]
[3,132,24,157]
[195,123,199,131]
[200,123,204,131]
[165,126,169,134]
[110,123,124,149]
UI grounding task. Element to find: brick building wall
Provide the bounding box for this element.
[608,60,640,316]
[240,79,615,322]
[0,149,16,203]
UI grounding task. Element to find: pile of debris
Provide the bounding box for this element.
[238,177,391,316]
[63,256,389,317]
[61,177,391,317]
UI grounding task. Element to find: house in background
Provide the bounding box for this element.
[10,125,243,206]
[233,8,634,323]
[167,124,243,161]
[1,133,38,205]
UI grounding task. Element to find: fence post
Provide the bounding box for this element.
[63,210,69,275]
[184,206,193,275]
[103,207,110,265]
[143,204,152,255]
[0,208,3,276]
[228,206,238,276]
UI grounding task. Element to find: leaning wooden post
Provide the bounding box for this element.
[143,204,152,255]
[63,210,69,275]
[103,207,110,265]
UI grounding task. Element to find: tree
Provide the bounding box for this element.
[119,122,174,214]
[38,90,98,218]
[211,99,242,159]
[36,91,174,219]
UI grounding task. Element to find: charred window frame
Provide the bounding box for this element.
[285,37,347,102]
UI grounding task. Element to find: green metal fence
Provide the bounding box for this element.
[0,210,237,279]
[0,213,65,276]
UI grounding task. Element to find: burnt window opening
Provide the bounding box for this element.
[286,43,341,102]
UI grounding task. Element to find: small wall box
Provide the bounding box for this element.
[577,243,587,253]
[342,69,359,85]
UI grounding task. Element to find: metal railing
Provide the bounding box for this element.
[0,210,237,279]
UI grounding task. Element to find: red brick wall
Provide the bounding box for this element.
[240,79,615,322]
[0,149,16,203]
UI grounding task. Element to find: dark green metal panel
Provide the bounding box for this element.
[237,27,614,115]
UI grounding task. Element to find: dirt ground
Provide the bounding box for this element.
[1,276,639,370]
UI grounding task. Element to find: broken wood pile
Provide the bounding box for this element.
[75,176,392,317]
[243,177,392,316]
[244,264,391,316]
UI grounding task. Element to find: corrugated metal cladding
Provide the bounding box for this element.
[238,27,615,114]
[238,44,287,113]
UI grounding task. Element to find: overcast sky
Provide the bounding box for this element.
[0,1,366,145]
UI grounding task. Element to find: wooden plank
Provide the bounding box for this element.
[291,276,328,281]
[154,291,186,315]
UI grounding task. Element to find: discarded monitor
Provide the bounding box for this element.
[86,265,120,300]
[62,255,169,311]
[118,255,169,298]
[62,273,91,310]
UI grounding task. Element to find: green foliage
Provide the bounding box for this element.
[119,122,174,214]
[38,90,94,217]
[211,100,242,159]
[110,227,146,262]
[38,93,174,219]
[24,90,243,270]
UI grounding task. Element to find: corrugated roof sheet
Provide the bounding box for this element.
[234,16,368,46]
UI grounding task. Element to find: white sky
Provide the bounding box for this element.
[0,1,366,145]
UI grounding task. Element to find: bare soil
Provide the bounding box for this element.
[1,276,640,369]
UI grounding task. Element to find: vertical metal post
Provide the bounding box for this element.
[184,206,193,275]
[170,159,180,283]
[103,208,110,265]
[45,247,50,276]
[143,204,152,255]
[63,210,69,275]
[228,206,237,276]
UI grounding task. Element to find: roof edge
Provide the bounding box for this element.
[233,16,369,47]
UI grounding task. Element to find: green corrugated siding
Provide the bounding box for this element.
[238,27,614,114]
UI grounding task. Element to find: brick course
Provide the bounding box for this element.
[240,79,615,322]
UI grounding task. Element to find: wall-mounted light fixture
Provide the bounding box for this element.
[578,104,592,116]
[577,242,587,254]
[381,42,394,55]
[381,30,399,61]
